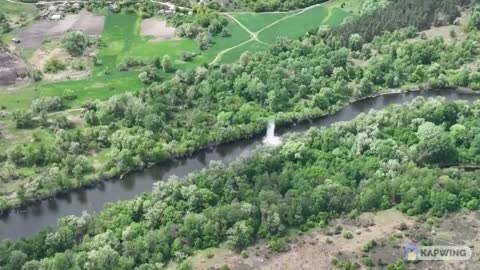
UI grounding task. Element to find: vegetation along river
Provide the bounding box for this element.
[1,89,479,241]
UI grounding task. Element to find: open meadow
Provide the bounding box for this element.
[256,5,353,44]
[0,13,252,111]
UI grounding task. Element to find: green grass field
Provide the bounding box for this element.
[0,0,37,23]
[218,40,270,64]
[257,6,352,44]
[0,2,357,112]
[0,14,252,111]
[231,12,295,32]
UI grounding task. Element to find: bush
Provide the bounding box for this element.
[269,237,288,252]
[118,57,146,71]
[240,250,248,258]
[71,60,87,71]
[342,231,353,239]
[63,89,77,100]
[178,51,196,62]
[31,96,64,113]
[30,69,43,82]
[361,240,377,252]
[44,59,66,73]
[12,110,34,129]
[363,257,374,267]
[63,31,89,55]
[178,260,192,270]
[206,251,214,259]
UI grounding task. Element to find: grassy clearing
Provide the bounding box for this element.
[326,0,367,14]
[231,12,294,32]
[218,40,270,64]
[257,6,352,44]
[0,14,252,112]
[0,0,37,23]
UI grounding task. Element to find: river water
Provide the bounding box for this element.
[1,89,478,240]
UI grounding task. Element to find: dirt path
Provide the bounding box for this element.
[149,0,192,11]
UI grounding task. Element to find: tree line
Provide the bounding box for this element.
[333,0,469,42]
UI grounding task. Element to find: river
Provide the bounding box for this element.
[1,89,478,240]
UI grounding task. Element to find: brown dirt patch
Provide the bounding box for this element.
[186,209,414,270]
[185,210,480,270]
[419,12,469,42]
[29,41,97,81]
[0,50,29,86]
[140,18,177,42]
[14,9,105,49]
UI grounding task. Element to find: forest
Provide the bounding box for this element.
[1,97,480,269]
[1,0,479,211]
[334,0,468,42]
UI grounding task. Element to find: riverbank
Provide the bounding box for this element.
[1,85,479,214]
[1,87,479,240]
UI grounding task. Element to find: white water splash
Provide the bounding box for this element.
[263,120,281,146]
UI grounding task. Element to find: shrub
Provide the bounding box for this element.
[31,96,64,113]
[63,31,89,55]
[361,240,377,252]
[269,237,288,252]
[118,57,146,71]
[30,69,43,82]
[178,51,196,62]
[44,59,66,73]
[63,89,77,100]
[71,60,87,71]
[12,110,34,129]
[342,231,353,239]
[363,257,374,267]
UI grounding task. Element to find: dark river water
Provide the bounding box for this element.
[1,89,479,241]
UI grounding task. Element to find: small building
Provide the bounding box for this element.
[11,38,21,44]
[50,14,63,20]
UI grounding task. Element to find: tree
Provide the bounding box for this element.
[161,55,172,73]
[471,6,480,30]
[7,250,27,270]
[63,31,89,55]
[196,32,211,50]
[12,110,34,129]
[84,245,121,270]
[226,220,255,250]
[415,122,457,165]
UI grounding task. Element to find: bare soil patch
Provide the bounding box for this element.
[29,40,96,82]
[419,12,469,42]
[140,18,176,42]
[186,210,480,270]
[14,9,105,49]
[0,49,29,86]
